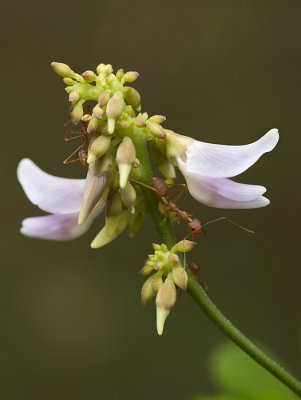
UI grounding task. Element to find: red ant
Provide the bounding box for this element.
[63,106,92,166]
[150,177,254,239]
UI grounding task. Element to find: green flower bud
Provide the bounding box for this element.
[91,210,130,249]
[156,276,177,335]
[69,90,80,103]
[116,137,136,189]
[158,161,176,180]
[120,182,136,214]
[105,192,123,237]
[124,87,141,110]
[141,277,155,305]
[133,116,147,127]
[116,68,124,80]
[172,266,188,290]
[98,91,111,107]
[87,135,111,164]
[92,104,104,120]
[70,100,85,124]
[63,78,75,85]
[82,70,96,83]
[123,71,139,83]
[149,115,166,124]
[148,121,166,139]
[106,91,125,134]
[171,240,197,253]
[51,62,76,78]
[87,116,101,133]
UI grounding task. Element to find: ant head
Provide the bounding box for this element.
[188,218,203,234]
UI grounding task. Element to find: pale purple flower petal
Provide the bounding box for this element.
[178,163,270,209]
[20,213,90,240]
[183,129,279,178]
[17,158,85,214]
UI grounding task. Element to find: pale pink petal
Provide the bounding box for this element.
[20,195,106,241]
[17,159,85,214]
[179,166,270,209]
[20,213,90,240]
[183,129,279,178]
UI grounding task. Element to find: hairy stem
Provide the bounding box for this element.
[132,131,301,397]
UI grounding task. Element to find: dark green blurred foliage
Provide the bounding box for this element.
[1,0,301,399]
[194,341,299,400]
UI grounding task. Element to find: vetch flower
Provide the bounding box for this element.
[17,159,105,240]
[165,129,279,209]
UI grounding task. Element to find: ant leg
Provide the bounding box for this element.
[203,217,254,234]
[63,145,83,164]
[168,183,187,203]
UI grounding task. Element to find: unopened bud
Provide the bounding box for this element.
[149,115,166,124]
[125,87,141,110]
[69,90,79,102]
[78,169,109,225]
[140,261,154,276]
[171,240,197,253]
[168,253,179,264]
[116,137,136,189]
[106,192,123,237]
[87,135,111,164]
[151,274,163,293]
[92,104,104,120]
[82,70,96,83]
[120,182,136,214]
[81,114,92,123]
[158,161,176,180]
[148,122,166,139]
[156,277,177,335]
[106,91,125,134]
[116,69,124,79]
[51,62,76,78]
[96,63,113,75]
[98,91,111,107]
[141,277,155,305]
[91,210,130,249]
[133,158,140,168]
[87,116,101,133]
[172,266,188,290]
[123,71,139,83]
[70,100,85,124]
[133,116,147,127]
[63,78,74,85]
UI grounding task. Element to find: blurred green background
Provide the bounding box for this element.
[1,0,301,399]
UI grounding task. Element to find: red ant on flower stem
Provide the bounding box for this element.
[150,177,254,240]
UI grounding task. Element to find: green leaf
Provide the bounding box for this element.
[209,342,299,400]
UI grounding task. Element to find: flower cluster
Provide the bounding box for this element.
[18,62,279,334]
[140,241,196,334]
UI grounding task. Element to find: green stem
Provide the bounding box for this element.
[132,131,301,397]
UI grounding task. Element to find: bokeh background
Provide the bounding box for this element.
[1,1,301,399]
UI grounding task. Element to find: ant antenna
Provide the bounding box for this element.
[203,217,254,234]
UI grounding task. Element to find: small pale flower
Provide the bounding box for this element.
[165,129,279,209]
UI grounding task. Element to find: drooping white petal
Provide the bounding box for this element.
[183,129,279,178]
[20,194,106,241]
[179,165,270,209]
[20,213,90,240]
[17,159,85,214]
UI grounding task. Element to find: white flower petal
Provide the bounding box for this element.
[20,213,91,240]
[179,167,270,209]
[184,129,279,178]
[17,158,85,214]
